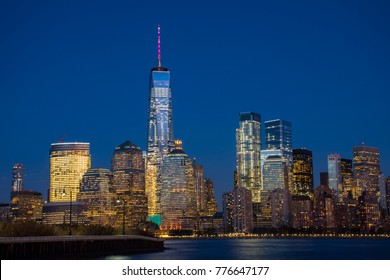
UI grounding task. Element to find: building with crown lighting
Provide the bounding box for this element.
[146,26,174,224]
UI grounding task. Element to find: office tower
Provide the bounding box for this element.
[293,148,314,195]
[313,185,336,229]
[320,172,329,186]
[204,178,218,217]
[265,119,292,150]
[11,164,24,192]
[146,26,174,221]
[9,190,43,222]
[192,161,217,217]
[290,195,313,229]
[222,192,234,232]
[193,161,205,214]
[262,156,289,191]
[341,158,355,199]
[264,119,293,192]
[260,155,289,227]
[77,168,116,226]
[236,112,261,202]
[49,142,91,203]
[328,154,341,200]
[353,145,380,196]
[161,140,197,230]
[112,141,148,228]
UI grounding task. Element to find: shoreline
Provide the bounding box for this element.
[160,233,390,240]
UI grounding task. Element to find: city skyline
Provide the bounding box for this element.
[1,1,390,208]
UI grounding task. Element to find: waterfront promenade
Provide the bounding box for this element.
[0,235,164,259]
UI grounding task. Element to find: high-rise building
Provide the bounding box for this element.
[341,158,355,199]
[112,141,148,228]
[262,155,289,191]
[290,195,313,229]
[327,154,341,199]
[49,142,91,203]
[270,188,291,228]
[260,155,289,228]
[161,140,197,230]
[232,187,253,233]
[358,191,381,232]
[204,178,218,217]
[236,112,261,202]
[11,164,24,193]
[222,191,234,232]
[77,168,117,226]
[293,148,314,195]
[146,26,174,221]
[263,119,293,192]
[313,185,336,229]
[264,119,292,151]
[193,161,217,217]
[353,145,380,196]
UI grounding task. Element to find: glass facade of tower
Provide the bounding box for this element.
[293,148,314,195]
[263,119,293,193]
[264,119,292,151]
[327,154,341,193]
[11,164,24,193]
[161,142,196,230]
[262,156,289,191]
[236,112,261,202]
[146,67,174,221]
[49,143,91,203]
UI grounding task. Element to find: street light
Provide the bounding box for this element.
[117,198,126,235]
[62,188,72,235]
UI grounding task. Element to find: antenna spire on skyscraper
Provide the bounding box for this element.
[157,25,161,67]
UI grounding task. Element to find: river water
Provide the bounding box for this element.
[106,238,390,260]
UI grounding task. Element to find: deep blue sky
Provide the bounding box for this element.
[1,0,389,208]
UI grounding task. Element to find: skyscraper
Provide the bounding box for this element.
[161,140,197,230]
[263,119,293,192]
[327,153,341,196]
[112,141,148,228]
[49,142,91,202]
[293,148,314,195]
[146,26,174,221]
[264,119,292,151]
[236,112,261,202]
[11,164,24,193]
[260,155,289,228]
[353,145,380,196]
[341,158,354,199]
